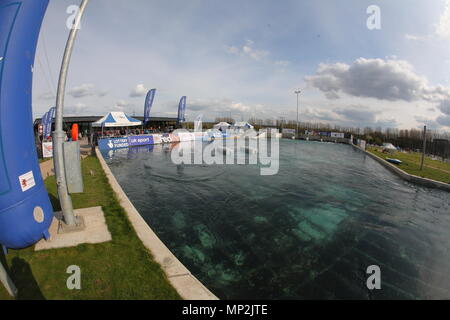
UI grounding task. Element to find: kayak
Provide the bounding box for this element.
[386,158,402,165]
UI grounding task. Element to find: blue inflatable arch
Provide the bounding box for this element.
[0,0,53,250]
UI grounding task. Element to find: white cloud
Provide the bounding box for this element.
[404,34,424,41]
[68,83,96,98]
[227,40,269,61]
[275,60,290,67]
[184,97,266,121]
[129,84,148,97]
[435,0,450,38]
[406,1,450,41]
[226,46,240,54]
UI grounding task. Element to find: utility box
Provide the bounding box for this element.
[63,141,84,193]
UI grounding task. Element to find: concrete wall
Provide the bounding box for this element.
[352,144,450,192]
[95,148,218,300]
[300,135,352,144]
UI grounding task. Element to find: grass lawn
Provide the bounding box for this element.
[0,156,181,300]
[367,147,450,184]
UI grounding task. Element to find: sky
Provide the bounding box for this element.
[32,0,450,131]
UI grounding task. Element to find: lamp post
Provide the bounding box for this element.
[420,125,427,171]
[53,0,90,226]
[294,89,301,138]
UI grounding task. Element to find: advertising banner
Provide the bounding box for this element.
[177,96,186,123]
[152,134,162,144]
[170,134,180,143]
[358,139,367,151]
[43,107,55,139]
[282,128,296,134]
[144,89,156,124]
[98,137,129,150]
[41,111,49,138]
[128,135,154,147]
[177,132,195,142]
[194,132,205,140]
[330,132,345,138]
[42,142,53,158]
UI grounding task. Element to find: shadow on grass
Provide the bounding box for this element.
[0,251,45,300]
[48,193,61,212]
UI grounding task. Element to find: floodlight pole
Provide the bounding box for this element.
[420,125,427,171]
[294,89,301,138]
[53,0,90,226]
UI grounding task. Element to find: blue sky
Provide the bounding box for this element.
[33,0,450,131]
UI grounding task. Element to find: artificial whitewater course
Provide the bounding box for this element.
[102,139,450,299]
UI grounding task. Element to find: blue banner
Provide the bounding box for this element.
[177,96,186,123]
[128,135,154,147]
[144,89,156,124]
[41,111,49,138]
[98,135,155,151]
[98,137,129,150]
[44,106,55,138]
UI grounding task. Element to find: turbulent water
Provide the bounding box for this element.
[103,140,450,299]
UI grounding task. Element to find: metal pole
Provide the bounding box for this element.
[420,125,427,171]
[0,261,17,298]
[294,89,301,138]
[53,0,90,226]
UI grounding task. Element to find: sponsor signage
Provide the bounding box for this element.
[282,128,296,134]
[42,142,53,158]
[98,133,198,151]
[330,132,345,138]
[98,137,129,150]
[19,171,36,192]
[128,135,154,147]
[153,134,162,144]
[358,139,367,151]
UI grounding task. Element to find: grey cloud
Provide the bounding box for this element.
[414,116,443,129]
[334,108,378,123]
[112,100,135,112]
[303,105,397,128]
[438,100,450,115]
[68,83,96,98]
[97,90,108,97]
[65,103,89,116]
[188,104,208,111]
[39,92,56,100]
[437,114,450,127]
[305,58,450,103]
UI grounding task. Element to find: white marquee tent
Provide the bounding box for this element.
[213,122,231,131]
[92,112,142,127]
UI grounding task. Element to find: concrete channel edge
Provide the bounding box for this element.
[95,147,219,300]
